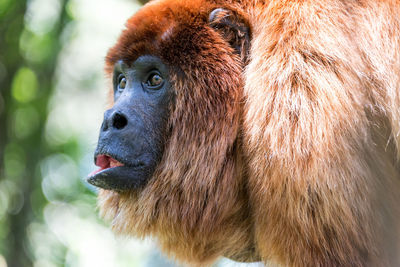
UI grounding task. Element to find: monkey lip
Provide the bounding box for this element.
[87,154,150,191]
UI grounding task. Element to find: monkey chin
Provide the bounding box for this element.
[87,154,151,192]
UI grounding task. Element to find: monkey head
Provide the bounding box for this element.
[87,0,255,264]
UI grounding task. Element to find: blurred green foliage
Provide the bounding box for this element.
[0,0,73,265]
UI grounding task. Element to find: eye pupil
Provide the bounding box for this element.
[149,74,163,87]
[119,77,126,90]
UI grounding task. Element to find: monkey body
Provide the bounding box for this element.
[243,1,400,266]
[89,0,400,266]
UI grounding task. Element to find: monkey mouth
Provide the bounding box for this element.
[87,154,150,191]
[89,154,125,176]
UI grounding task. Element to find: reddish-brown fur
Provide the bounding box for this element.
[98,0,400,266]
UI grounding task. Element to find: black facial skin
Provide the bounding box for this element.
[87,55,172,191]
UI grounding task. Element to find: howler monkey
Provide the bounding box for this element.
[87,0,400,266]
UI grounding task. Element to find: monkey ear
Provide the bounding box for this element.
[209,8,250,63]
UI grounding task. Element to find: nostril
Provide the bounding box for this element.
[112,112,128,130]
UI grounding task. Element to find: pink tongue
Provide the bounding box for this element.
[88,155,124,177]
[96,154,110,169]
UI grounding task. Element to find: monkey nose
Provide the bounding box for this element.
[101,109,128,131]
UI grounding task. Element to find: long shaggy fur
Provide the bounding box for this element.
[98,0,400,266]
[243,0,400,266]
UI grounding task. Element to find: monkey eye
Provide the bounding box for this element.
[145,72,164,89]
[118,74,126,90]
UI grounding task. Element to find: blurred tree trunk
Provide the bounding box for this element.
[0,0,26,178]
[0,0,70,266]
[0,1,29,264]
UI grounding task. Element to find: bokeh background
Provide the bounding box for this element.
[0,0,263,266]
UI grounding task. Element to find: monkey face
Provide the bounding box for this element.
[88,56,172,191]
[87,1,250,193]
